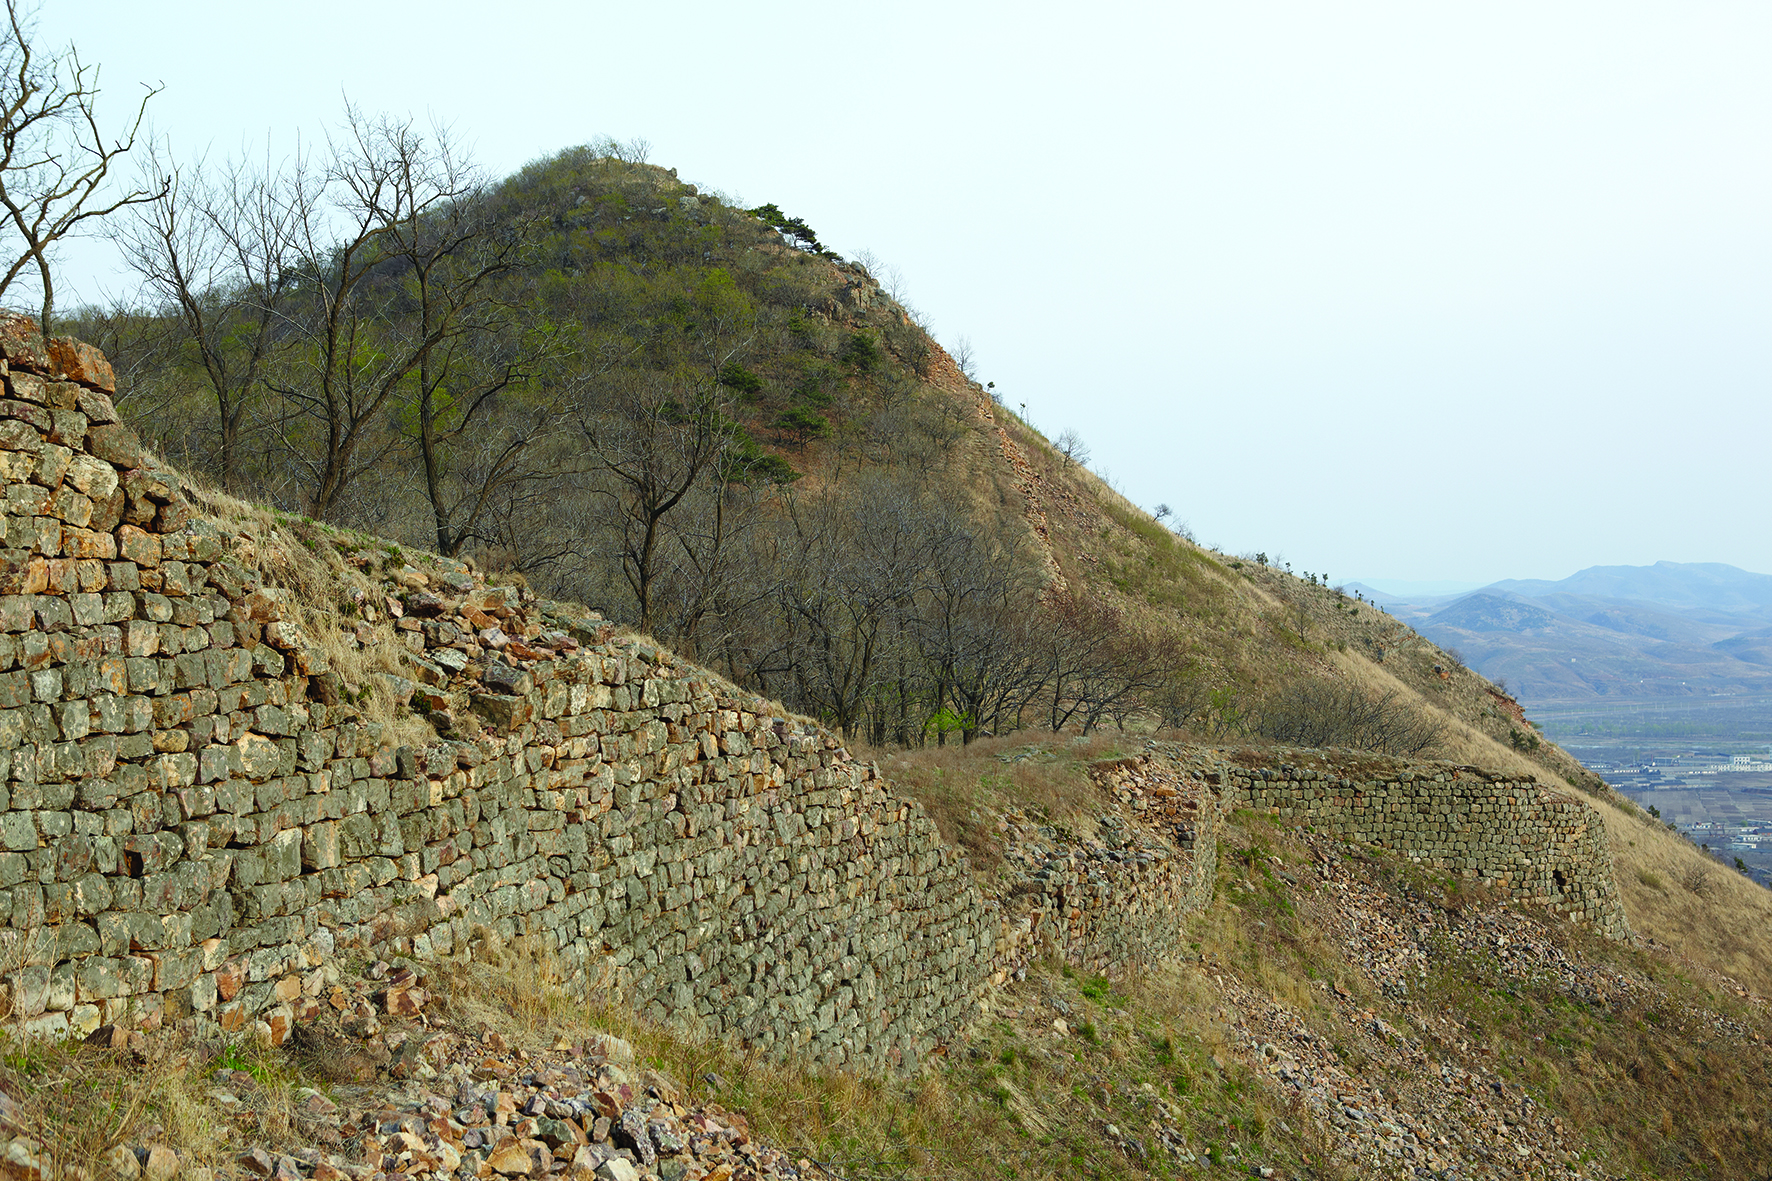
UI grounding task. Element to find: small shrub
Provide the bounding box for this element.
[773,405,829,444]
[716,361,764,397]
[839,331,881,372]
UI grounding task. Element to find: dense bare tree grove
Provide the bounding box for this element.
[0,87,1436,757]
[22,122,1219,747]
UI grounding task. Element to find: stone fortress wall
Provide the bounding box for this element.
[0,320,1628,1069]
[1220,751,1628,938]
[1105,744,1628,940]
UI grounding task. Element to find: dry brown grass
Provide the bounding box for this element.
[1214,807,1772,1180]
[427,936,1044,1180]
[183,482,441,749]
[866,732,1139,874]
[423,928,1332,1181]
[1599,797,1772,994]
[0,1031,226,1173]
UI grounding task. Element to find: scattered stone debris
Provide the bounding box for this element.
[1202,834,1771,1180]
[0,960,833,1181]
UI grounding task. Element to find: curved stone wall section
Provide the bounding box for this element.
[1210,749,1628,939]
[0,321,1628,1071]
[0,314,1001,1070]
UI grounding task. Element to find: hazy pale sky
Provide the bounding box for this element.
[38,1,1772,585]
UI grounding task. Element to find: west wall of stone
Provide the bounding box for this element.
[0,317,1005,1071]
[0,323,1628,1070]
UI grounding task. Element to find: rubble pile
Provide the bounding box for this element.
[0,958,828,1181]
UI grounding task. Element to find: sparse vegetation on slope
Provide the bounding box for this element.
[80,136,1587,774]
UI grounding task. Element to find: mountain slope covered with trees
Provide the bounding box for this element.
[64,133,1592,791]
[65,123,1772,996]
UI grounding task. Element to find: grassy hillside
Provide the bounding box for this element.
[76,141,1628,791]
[17,735,1771,1181]
[26,141,1772,1181]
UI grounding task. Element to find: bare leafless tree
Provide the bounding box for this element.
[918,520,1044,744]
[589,136,651,166]
[1149,660,1212,732]
[258,108,521,520]
[1055,427,1090,467]
[115,146,296,488]
[0,0,161,328]
[1039,592,1123,732]
[951,334,977,381]
[579,371,740,635]
[393,189,550,555]
[1038,592,1190,735]
[1253,680,1445,756]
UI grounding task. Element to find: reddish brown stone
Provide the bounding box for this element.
[236,1148,274,1177]
[485,1140,538,1176]
[4,372,46,406]
[0,399,51,433]
[265,1005,294,1046]
[90,487,125,532]
[141,1145,179,1181]
[75,387,119,423]
[46,407,87,448]
[383,985,429,1016]
[215,960,247,1001]
[154,498,191,532]
[48,335,116,392]
[0,420,40,452]
[61,527,116,561]
[117,524,160,568]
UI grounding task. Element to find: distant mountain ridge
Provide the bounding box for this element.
[1381,562,1772,704]
[1486,561,1772,616]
